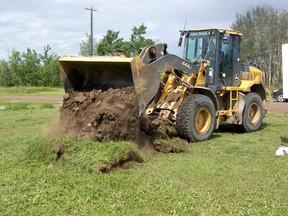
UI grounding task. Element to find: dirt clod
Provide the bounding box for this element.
[55,142,65,162]
[154,143,184,153]
[95,151,143,174]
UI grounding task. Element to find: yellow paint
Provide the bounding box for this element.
[184,28,243,36]
[59,55,133,63]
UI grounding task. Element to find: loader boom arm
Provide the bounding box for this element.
[130,43,200,115]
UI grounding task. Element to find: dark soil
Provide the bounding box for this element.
[53,87,184,155]
[56,87,156,146]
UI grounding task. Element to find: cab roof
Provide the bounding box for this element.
[182,28,243,36]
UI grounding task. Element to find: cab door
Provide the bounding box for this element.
[220,34,241,87]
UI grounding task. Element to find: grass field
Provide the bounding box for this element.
[0,86,64,95]
[1,101,288,215]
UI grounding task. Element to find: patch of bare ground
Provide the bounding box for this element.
[267,101,288,112]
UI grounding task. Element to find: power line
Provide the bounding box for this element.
[85,6,97,56]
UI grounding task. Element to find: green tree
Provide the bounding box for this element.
[39,45,62,87]
[21,48,41,86]
[79,33,97,56]
[96,30,124,55]
[0,60,12,86]
[231,6,288,86]
[0,46,61,87]
[127,24,155,56]
[81,24,156,57]
[7,49,22,86]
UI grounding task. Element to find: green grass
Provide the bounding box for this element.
[0,101,56,110]
[1,104,288,215]
[0,86,64,95]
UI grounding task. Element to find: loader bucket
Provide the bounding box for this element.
[59,55,160,115]
[59,56,135,92]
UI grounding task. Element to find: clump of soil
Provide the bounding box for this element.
[95,151,143,175]
[56,87,155,146]
[154,143,185,153]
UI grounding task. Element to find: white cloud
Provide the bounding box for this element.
[0,0,287,60]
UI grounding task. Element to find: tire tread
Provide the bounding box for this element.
[176,94,215,142]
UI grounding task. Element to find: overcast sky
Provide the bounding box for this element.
[1,0,288,60]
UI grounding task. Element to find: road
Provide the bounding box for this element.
[0,94,62,102]
[267,101,288,112]
[0,94,287,111]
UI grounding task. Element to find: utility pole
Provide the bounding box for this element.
[85,6,97,56]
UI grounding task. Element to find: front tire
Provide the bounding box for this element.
[277,93,284,102]
[239,92,264,132]
[176,94,216,142]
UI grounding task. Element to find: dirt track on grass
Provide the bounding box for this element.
[267,101,288,112]
[0,94,62,102]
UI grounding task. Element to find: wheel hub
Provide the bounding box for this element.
[195,107,212,134]
[248,103,260,125]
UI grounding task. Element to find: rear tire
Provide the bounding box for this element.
[239,92,264,132]
[176,94,216,142]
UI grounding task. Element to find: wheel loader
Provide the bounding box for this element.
[59,28,266,142]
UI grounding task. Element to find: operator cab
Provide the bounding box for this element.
[179,29,244,92]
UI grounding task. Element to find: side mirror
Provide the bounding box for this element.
[178,31,185,47]
[178,37,183,47]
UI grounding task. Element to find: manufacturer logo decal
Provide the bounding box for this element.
[182,61,192,70]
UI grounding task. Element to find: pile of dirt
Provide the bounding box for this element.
[52,86,186,156]
[56,87,155,146]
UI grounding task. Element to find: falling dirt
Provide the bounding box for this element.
[54,87,156,146]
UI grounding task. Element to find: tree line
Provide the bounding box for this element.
[80,24,155,57]
[231,6,288,86]
[0,6,287,87]
[0,46,61,87]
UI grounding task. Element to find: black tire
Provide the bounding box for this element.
[277,93,284,102]
[176,94,216,142]
[239,92,264,132]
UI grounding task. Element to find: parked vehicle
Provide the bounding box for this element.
[272,88,286,102]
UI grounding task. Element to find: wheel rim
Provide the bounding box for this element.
[195,107,212,134]
[248,103,260,125]
[278,94,284,102]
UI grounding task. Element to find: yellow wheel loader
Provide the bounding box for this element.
[59,29,266,142]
